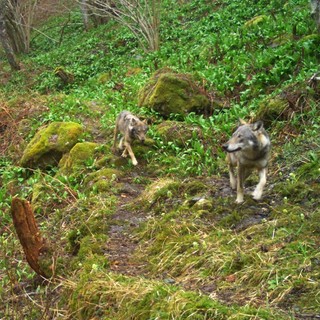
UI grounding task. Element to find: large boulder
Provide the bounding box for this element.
[20,122,83,169]
[138,68,211,118]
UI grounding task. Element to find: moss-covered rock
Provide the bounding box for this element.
[58,142,101,177]
[135,178,210,215]
[255,97,289,126]
[138,68,211,118]
[20,122,83,169]
[139,178,176,202]
[156,120,202,147]
[84,168,124,193]
[191,197,213,211]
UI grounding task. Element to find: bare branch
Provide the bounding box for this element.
[78,0,161,51]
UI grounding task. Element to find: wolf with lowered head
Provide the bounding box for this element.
[113,111,148,166]
[222,119,271,203]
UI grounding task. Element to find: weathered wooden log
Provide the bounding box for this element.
[11,197,51,278]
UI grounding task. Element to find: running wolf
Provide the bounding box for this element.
[222,119,271,203]
[112,111,149,166]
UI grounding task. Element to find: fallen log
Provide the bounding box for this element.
[11,197,52,279]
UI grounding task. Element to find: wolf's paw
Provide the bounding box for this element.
[132,159,138,166]
[252,190,262,201]
[121,152,128,158]
[235,197,244,204]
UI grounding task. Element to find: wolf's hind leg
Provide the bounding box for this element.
[112,126,119,152]
[118,137,124,150]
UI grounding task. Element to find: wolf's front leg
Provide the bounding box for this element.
[121,148,128,158]
[236,165,245,203]
[228,164,236,190]
[252,167,267,200]
[123,142,138,166]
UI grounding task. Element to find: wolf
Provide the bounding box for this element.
[222,119,271,203]
[112,111,148,166]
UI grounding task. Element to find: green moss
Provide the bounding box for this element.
[130,138,155,156]
[67,216,111,253]
[192,198,213,211]
[255,97,289,126]
[138,68,210,117]
[136,178,176,208]
[77,234,108,261]
[20,122,84,169]
[135,178,211,216]
[84,167,124,193]
[66,195,117,254]
[67,271,283,320]
[58,142,101,176]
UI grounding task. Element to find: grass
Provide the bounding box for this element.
[0,0,320,318]
[66,271,288,319]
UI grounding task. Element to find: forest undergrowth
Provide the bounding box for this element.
[1,0,320,319]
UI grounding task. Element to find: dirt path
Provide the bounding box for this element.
[104,176,148,276]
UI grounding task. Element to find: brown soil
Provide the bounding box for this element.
[104,175,149,276]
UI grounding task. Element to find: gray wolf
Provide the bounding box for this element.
[222,119,271,203]
[112,111,148,166]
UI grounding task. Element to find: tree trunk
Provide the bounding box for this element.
[80,0,90,30]
[311,0,320,32]
[0,2,20,70]
[11,198,51,278]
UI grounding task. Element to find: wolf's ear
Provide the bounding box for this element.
[131,118,137,125]
[239,118,247,125]
[252,121,263,131]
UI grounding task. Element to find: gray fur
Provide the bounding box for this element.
[222,120,271,203]
[112,111,148,166]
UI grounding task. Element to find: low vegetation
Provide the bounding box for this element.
[0,0,319,319]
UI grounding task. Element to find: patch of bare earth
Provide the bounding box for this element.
[104,175,148,276]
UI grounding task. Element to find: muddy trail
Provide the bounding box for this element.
[104,175,149,277]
